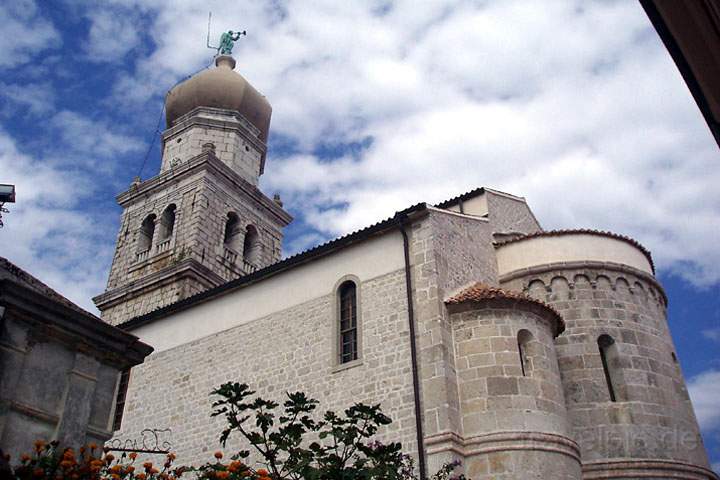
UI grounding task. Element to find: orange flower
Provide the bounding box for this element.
[110,464,123,473]
[167,453,176,461]
[111,474,120,480]
[129,452,138,460]
[34,440,46,452]
[255,470,268,476]
[20,454,31,463]
[150,468,159,475]
[88,443,98,450]
[63,450,76,460]
[127,466,135,473]
[216,472,229,479]
[214,452,223,460]
[136,474,147,480]
[143,462,153,471]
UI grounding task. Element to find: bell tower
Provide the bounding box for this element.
[93,55,292,326]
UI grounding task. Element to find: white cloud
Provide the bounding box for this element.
[0,82,56,116]
[688,370,720,434]
[84,7,143,60]
[5,0,720,313]
[703,329,720,342]
[0,1,61,68]
[0,129,113,313]
[50,110,145,162]
[87,0,720,286]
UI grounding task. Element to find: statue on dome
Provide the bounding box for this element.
[217,30,246,55]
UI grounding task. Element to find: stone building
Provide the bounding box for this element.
[0,257,152,462]
[96,54,718,479]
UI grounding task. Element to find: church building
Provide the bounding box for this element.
[94,53,718,480]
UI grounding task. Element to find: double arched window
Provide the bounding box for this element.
[338,280,358,364]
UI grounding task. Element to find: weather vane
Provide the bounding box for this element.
[206,12,246,55]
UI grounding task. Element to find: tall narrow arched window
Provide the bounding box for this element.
[158,204,176,241]
[223,213,242,251]
[137,214,156,252]
[598,334,622,402]
[338,281,358,364]
[243,225,260,266]
[517,329,534,376]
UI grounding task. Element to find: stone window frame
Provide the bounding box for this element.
[137,214,157,253]
[517,329,534,377]
[598,334,624,402]
[158,203,177,243]
[223,212,243,253]
[112,368,131,431]
[331,275,363,372]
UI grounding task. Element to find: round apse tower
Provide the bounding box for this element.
[495,230,717,480]
[445,283,582,480]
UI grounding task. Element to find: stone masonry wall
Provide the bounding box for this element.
[162,112,263,186]
[448,302,581,480]
[114,269,420,467]
[99,158,285,326]
[501,265,713,477]
[485,191,542,235]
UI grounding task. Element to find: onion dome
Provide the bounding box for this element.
[165,55,272,141]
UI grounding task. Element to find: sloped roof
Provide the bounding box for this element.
[493,228,655,273]
[119,202,429,330]
[445,282,564,335]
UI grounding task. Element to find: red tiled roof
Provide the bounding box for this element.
[445,282,564,335]
[493,229,655,273]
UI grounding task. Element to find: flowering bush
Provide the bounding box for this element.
[4,382,467,480]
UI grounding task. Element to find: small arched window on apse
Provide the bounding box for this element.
[158,204,176,241]
[243,224,261,266]
[598,334,623,402]
[223,213,242,251]
[137,214,156,252]
[338,281,359,364]
[517,329,534,376]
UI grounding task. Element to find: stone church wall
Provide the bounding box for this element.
[448,302,581,479]
[500,265,714,478]
[115,267,420,466]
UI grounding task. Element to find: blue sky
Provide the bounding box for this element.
[0,0,718,470]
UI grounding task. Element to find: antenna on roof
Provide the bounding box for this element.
[206,12,217,50]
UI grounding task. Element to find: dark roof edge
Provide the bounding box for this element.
[639,0,720,148]
[1,279,153,366]
[119,202,429,331]
[434,187,486,209]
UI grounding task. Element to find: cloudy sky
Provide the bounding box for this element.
[0,0,719,470]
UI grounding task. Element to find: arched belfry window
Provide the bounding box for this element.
[243,225,260,266]
[158,204,176,241]
[338,281,358,364]
[517,329,534,376]
[223,213,242,251]
[137,214,156,252]
[598,334,623,402]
